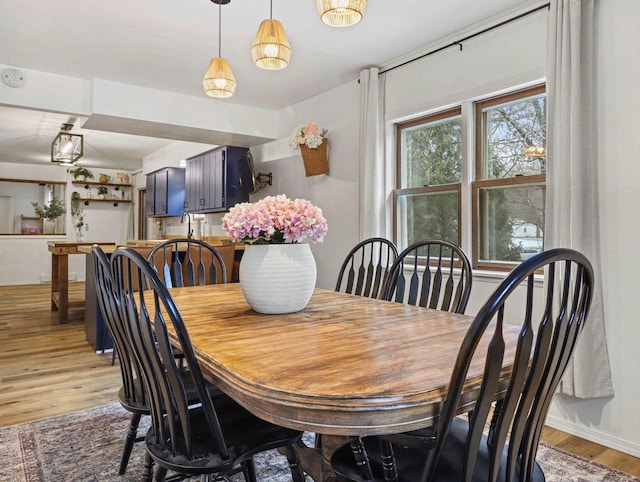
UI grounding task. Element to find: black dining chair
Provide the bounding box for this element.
[383,239,472,313]
[93,245,149,475]
[110,247,306,482]
[331,248,594,482]
[369,239,472,466]
[92,245,228,476]
[147,237,228,288]
[335,237,398,299]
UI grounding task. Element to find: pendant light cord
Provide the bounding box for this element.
[218,2,222,58]
[270,0,273,19]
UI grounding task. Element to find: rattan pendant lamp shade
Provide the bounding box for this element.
[316,0,367,27]
[251,1,291,70]
[203,0,237,98]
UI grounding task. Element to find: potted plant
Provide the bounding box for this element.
[221,194,328,314]
[71,191,81,216]
[74,214,88,241]
[289,122,329,177]
[31,197,65,234]
[68,167,94,181]
[97,186,109,199]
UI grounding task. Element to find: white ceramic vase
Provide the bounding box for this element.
[239,243,317,314]
[43,219,55,234]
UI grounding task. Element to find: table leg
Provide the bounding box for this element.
[57,254,69,323]
[283,435,350,482]
[51,253,59,311]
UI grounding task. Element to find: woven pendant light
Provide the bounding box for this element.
[251,1,291,70]
[316,0,367,27]
[203,57,237,98]
[203,0,237,98]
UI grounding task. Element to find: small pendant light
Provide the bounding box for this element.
[203,0,237,98]
[251,0,292,70]
[51,123,83,166]
[316,0,367,28]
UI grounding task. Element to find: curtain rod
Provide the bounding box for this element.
[379,3,550,76]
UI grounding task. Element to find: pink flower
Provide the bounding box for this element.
[289,121,327,150]
[221,195,328,244]
[302,122,320,136]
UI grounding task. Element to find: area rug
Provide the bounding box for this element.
[0,403,637,482]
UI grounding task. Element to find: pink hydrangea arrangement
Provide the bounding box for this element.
[289,121,328,149]
[222,194,328,244]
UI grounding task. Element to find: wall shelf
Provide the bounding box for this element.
[80,198,131,207]
[72,180,133,191]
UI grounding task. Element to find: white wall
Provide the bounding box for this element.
[249,81,361,289]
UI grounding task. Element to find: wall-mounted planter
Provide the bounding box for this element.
[300,139,329,177]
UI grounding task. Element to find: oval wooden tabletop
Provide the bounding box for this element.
[167,284,520,436]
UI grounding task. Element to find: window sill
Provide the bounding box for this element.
[473,268,544,286]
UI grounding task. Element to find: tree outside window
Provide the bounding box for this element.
[474,85,546,269]
[395,108,462,249]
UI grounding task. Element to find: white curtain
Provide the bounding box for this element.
[546,0,614,398]
[359,68,389,240]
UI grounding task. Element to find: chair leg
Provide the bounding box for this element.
[284,445,306,482]
[142,451,154,482]
[243,456,258,482]
[153,465,168,482]
[379,439,398,482]
[118,412,142,474]
[349,436,373,481]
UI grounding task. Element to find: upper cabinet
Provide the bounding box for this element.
[185,146,252,214]
[145,167,185,217]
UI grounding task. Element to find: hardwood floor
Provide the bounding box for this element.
[1,282,639,477]
[0,282,121,426]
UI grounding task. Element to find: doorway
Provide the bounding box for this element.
[137,188,147,240]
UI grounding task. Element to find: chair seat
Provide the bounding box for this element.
[117,382,150,415]
[118,368,222,415]
[331,418,545,482]
[145,399,303,476]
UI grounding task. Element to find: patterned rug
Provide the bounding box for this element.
[0,403,637,482]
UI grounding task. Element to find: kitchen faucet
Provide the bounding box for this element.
[181,212,192,239]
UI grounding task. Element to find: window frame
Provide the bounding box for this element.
[393,84,546,273]
[393,107,463,249]
[472,84,546,271]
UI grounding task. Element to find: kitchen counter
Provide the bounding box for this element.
[126,235,235,247]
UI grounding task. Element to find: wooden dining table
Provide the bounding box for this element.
[166,283,522,482]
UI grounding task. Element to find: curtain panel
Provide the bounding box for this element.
[359,68,389,240]
[546,0,613,398]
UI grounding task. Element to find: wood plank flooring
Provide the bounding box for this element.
[0,282,121,426]
[1,283,639,477]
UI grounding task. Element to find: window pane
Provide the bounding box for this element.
[482,94,546,180]
[401,115,462,188]
[478,184,545,263]
[397,191,459,247]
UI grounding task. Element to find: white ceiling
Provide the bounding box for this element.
[0,0,533,171]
